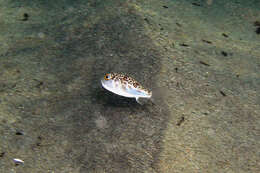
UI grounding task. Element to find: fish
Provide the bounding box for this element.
[13,158,24,165]
[101,73,152,104]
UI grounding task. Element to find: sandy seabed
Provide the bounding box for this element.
[0,0,259,172]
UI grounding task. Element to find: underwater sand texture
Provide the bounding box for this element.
[0,0,259,172]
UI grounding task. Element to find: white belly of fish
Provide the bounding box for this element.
[101,80,149,98]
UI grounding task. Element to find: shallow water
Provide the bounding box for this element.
[0,0,259,172]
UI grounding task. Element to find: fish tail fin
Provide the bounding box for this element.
[136,97,150,105]
[136,86,167,106]
[136,97,141,105]
[150,86,168,106]
[149,97,155,104]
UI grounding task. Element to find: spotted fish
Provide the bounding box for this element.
[101,73,152,104]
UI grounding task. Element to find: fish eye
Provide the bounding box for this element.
[104,74,110,80]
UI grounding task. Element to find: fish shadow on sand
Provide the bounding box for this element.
[91,86,140,108]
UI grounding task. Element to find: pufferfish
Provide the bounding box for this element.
[101,73,152,104]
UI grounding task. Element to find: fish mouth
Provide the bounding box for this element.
[100,79,105,87]
[101,79,109,89]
